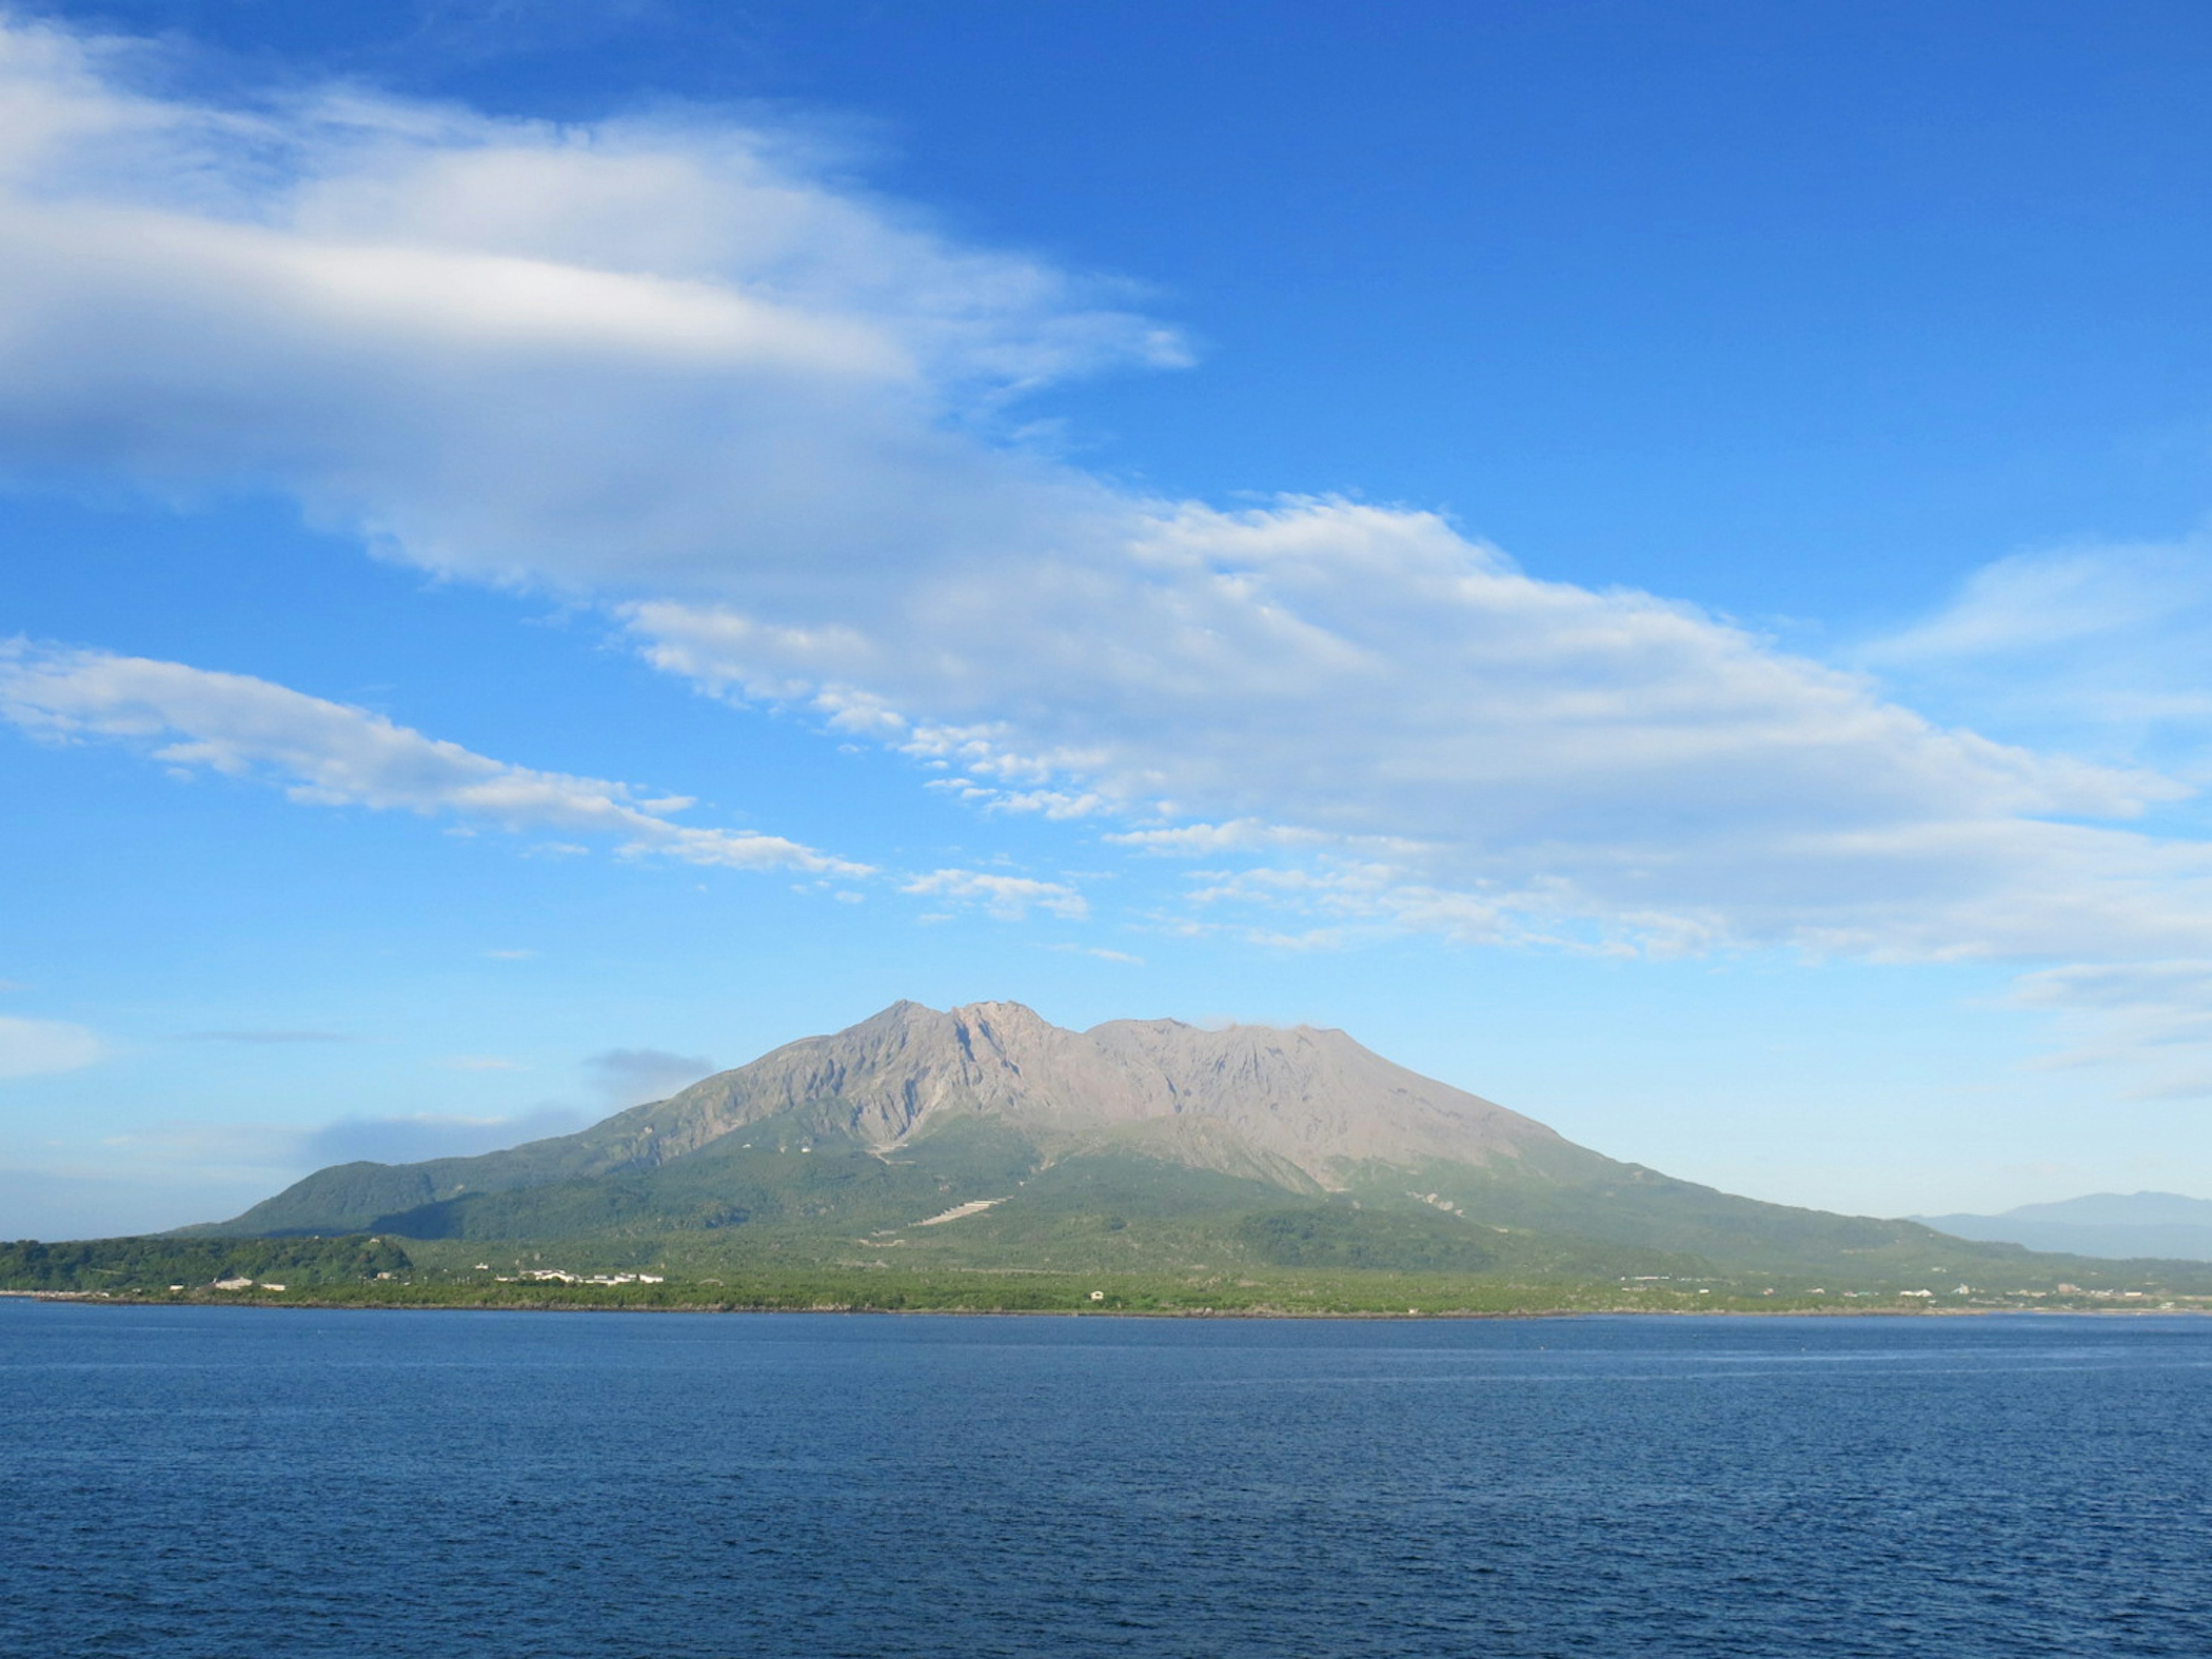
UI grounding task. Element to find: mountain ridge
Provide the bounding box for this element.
[627,998,1573,1176]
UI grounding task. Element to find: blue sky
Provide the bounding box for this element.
[5,0,2212,1237]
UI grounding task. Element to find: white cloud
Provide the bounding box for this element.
[638,501,2205,962]
[0,640,868,876]
[1,16,2210,980]
[0,1013,100,1079]
[2008,961,2212,1103]
[0,17,1176,596]
[1109,820,1333,855]
[1868,539,2212,664]
[1043,944,1146,965]
[901,869,1088,921]
[1859,535,2212,768]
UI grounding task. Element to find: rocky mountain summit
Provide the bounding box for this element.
[624,999,1569,1181]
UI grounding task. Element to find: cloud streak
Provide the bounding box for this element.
[1858,535,2212,774]
[2008,960,2212,1104]
[0,640,869,876]
[901,869,1088,921]
[0,1013,100,1080]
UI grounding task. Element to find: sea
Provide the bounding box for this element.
[3,1303,2209,1657]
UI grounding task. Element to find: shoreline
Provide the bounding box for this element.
[10,1289,2203,1320]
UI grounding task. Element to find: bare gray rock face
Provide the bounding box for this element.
[622,998,1565,1187]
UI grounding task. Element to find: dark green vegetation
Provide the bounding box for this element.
[0,1234,410,1294]
[14,1126,2212,1315]
[22,1001,2212,1316]
[9,1234,2211,1317]
[169,1111,2212,1300]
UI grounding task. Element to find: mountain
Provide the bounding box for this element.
[1917,1192,2212,1262]
[199,999,2061,1281]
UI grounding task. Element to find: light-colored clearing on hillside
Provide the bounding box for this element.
[918,1198,1006,1226]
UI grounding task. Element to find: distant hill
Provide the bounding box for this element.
[1917,1192,2212,1262]
[187,999,2143,1285]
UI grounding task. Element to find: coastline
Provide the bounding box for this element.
[11,1287,2205,1320]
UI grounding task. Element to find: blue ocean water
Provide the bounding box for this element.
[3,1305,2209,1657]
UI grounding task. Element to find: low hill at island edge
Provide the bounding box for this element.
[1915,1192,2212,1262]
[165,999,2192,1293]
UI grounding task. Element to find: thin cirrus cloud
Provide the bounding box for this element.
[2006,960,2212,1105]
[0,1013,100,1079]
[2,17,2212,1007]
[900,869,1089,921]
[0,639,868,876]
[1857,536,2212,768]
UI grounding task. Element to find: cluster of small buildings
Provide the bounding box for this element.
[498,1268,665,1286]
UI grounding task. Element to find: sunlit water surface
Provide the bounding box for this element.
[4,1303,2209,1656]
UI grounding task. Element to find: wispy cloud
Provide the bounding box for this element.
[1858,535,2212,769]
[0,1014,100,1079]
[902,869,1088,921]
[2008,960,2212,1103]
[0,14,2209,986]
[1044,943,1145,965]
[0,641,869,877]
